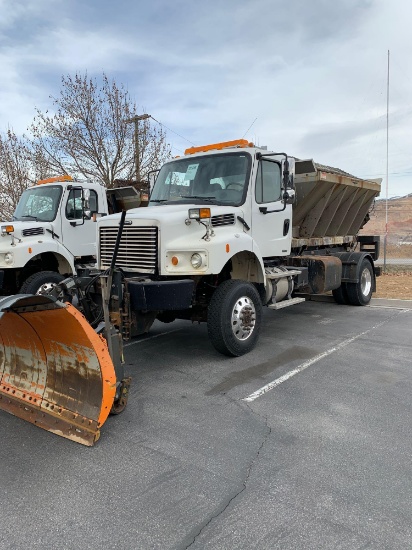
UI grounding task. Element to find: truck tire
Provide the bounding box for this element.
[346,258,374,306]
[207,279,262,357]
[332,284,349,305]
[20,271,65,295]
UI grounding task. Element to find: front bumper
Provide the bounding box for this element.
[126,279,195,311]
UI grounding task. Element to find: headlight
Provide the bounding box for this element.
[190,253,203,269]
[4,252,13,265]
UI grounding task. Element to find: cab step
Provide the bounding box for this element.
[267,297,306,310]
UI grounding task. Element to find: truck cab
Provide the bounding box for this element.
[148,142,294,258]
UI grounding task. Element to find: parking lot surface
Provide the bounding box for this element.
[1,299,411,549]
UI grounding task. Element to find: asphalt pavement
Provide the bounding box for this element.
[1,298,412,549]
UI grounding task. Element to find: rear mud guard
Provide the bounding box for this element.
[0,295,116,446]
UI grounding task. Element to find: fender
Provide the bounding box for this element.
[228,249,265,284]
[23,241,77,274]
[332,251,376,291]
[207,231,265,284]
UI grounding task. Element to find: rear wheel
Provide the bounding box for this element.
[332,284,349,305]
[346,258,374,306]
[20,270,65,295]
[207,279,262,357]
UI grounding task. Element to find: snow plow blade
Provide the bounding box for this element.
[0,294,117,446]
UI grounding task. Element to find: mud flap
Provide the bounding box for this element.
[0,295,117,446]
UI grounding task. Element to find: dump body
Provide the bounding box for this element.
[292,160,381,248]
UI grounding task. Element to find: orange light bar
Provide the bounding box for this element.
[185,139,254,155]
[37,175,73,185]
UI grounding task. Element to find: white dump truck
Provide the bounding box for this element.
[0,139,382,445]
[94,139,381,356]
[0,175,140,294]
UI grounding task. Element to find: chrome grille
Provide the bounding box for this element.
[99,226,158,273]
[22,227,45,237]
[211,213,235,227]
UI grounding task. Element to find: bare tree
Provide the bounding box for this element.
[0,130,33,220]
[30,72,170,188]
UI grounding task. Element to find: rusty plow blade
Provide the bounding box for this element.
[0,295,117,446]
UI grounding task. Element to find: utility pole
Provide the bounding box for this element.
[125,113,150,183]
[384,50,389,272]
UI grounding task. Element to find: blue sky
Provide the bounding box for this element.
[1,0,411,197]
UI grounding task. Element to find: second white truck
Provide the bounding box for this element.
[0,175,140,294]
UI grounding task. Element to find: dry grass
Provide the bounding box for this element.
[375,268,412,300]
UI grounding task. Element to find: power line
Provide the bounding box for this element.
[150,116,195,146]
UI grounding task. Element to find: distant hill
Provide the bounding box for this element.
[360,194,412,245]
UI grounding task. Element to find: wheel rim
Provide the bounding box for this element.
[36,282,61,296]
[36,283,64,299]
[360,267,372,296]
[231,296,256,341]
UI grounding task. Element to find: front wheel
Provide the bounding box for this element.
[346,258,374,306]
[207,279,262,357]
[19,270,65,295]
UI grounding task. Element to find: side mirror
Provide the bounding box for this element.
[283,189,295,204]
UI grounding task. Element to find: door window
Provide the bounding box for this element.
[255,160,281,204]
[84,189,98,217]
[66,189,83,219]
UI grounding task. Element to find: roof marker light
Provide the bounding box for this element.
[37,175,73,185]
[185,139,254,155]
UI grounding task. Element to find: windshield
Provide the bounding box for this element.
[13,185,63,222]
[149,152,251,206]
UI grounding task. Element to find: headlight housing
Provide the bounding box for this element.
[190,253,203,269]
[1,225,14,236]
[188,208,211,220]
[4,252,14,265]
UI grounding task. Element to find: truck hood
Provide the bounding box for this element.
[0,220,53,240]
[98,204,243,225]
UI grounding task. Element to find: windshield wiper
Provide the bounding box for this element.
[20,215,38,220]
[149,199,168,203]
[180,195,216,201]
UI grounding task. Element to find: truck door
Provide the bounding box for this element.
[60,186,99,257]
[251,158,292,258]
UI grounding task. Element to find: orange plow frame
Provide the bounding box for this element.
[0,295,117,446]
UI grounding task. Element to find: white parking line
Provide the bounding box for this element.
[242,317,397,403]
[124,328,183,348]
